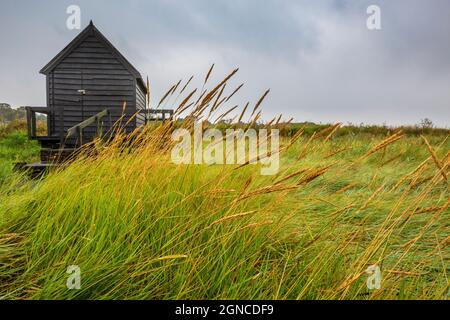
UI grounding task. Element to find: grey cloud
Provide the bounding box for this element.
[0,0,448,127]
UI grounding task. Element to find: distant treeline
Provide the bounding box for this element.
[283,122,450,137]
[0,104,25,124]
[212,119,449,137]
[0,105,46,125]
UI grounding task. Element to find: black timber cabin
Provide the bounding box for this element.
[26,21,150,149]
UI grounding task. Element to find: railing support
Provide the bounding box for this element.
[66,109,110,146]
[25,106,51,139]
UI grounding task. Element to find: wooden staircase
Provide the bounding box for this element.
[17,108,111,177]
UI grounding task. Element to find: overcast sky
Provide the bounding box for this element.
[0,0,449,127]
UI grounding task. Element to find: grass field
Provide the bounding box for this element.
[0,72,448,300]
[0,122,448,299]
[0,125,40,184]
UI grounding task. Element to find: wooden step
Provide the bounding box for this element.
[14,162,66,178]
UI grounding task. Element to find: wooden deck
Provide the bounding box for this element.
[14,162,66,178]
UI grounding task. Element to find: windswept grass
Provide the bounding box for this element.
[0,69,448,300]
[0,130,39,183]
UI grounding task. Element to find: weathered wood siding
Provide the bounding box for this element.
[48,34,137,140]
[136,83,146,127]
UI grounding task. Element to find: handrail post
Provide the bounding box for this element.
[47,111,51,136]
[108,110,112,136]
[95,116,100,137]
[31,110,37,138]
[25,107,32,139]
[76,126,83,147]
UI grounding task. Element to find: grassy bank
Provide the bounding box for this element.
[0,129,39,184]
[0,70,448,300]
[0,123,448,299]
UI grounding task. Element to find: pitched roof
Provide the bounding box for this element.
[40,21,147,93]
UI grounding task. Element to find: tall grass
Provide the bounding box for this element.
[0,129,40,183]
[0,69,448,300]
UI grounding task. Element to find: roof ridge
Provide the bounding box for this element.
[39,21,146,93]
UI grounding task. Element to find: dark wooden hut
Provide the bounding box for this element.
[21,21,174,174]
[27,21,149,148]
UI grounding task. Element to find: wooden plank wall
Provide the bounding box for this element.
[136,84,146,126]
[48,35,137,141]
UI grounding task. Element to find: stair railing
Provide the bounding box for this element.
[65,109,111,147]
